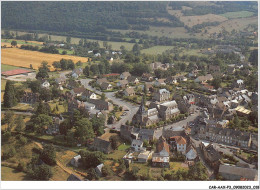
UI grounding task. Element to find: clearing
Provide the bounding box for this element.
[220,11,255,19]
[1,47,89,71]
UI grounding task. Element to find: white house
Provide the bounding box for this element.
[41,81,50,89]
[170,136,187,154]
[185,145,197,160]
[95,163,104,177]
[70,155,81,167]
[82,90,97,99]
[131,139,144,152]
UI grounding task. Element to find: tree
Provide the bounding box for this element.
[28,80,41,93]
[144,83,147,94]
[248,49,258,66]
[103,41,108,49]
[36,61,50,79]
[212,77,222,89]
[62,50,67,55]
[110,135,121,150]
[59,118,71,135]
[91,115,105,136]
[11,40,17,47]
[52,61,61,69]
[15,115,25,131]
[132,43,141,56]
[40,144,56,166]
[31,114,53,134]
[39,88,52,102]
[76,61,83,67]
[83,65,90,77]
[35,101,51,115]
[30,64,33,69]
[66,36,71,44]
[29,164,53,180]
[101,93,106,100]
[79,150,105,169]
[188,162,208,180]
[3,80,17,108]
[74,118,94,143]
[3,110,15,130]
[102,165,114,177]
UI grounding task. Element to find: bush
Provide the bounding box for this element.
[2,147,16,160]
[19,136,28,145]
[102,165,114,177]
[17,161,26,172]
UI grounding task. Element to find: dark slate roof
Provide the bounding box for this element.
[219,164,258,179]
[67,174,82,181]
[93,138,111,150]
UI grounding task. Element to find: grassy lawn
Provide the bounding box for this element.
[48,102,66,113]
[51,165,70,181]
[57,48,74,55]
[1,166,28,181]
[117,144,130,151]
[168,162,188,172]
[141,46,174,55]
[11,103,32,111]
[107,149,127,160]
[220,11,255,19]
[1,64,23,72]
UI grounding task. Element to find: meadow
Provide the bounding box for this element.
[220,11,255,19]
[1,64,22,72]
[1,47,89,70]
[141,46,175,55]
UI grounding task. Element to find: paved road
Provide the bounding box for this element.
[80,78,139,130]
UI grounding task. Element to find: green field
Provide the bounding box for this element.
[57,48,74,55]
[141,46,175,55]
[1,39,43,46]
[221,11,255,19]
[1,166,28,181]
[1,64,22,72]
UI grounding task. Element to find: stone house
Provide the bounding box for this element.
[117,80,129,88]
[131,139,144,152]
[82,90,97,100]
[127,76,139,84]
[141,73,153,82]
[70,87,86,97]
[200,143,221,172]
[55,77,66,85]
[89,99,113,111]
[169,136,187,154]
[96,78,108,86]
[194,74,213,83]
[152,137,170,167]
[100,82,113,90]
[70,155,81,167]
[153,78,166,87]
[124,87,135,96]
[120,72,131,80]
[165,76,177,84]
[153,89,170,102]
[158,101,180,120]
[185,145,197,161]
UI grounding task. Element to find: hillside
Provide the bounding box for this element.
[2,1,257,40]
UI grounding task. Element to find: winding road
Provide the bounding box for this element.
[80,79,139,130]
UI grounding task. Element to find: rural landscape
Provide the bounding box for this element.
[1,1,259,185]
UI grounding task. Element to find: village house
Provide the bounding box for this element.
[120,125,155,142]
[127,76,139,84]
[70,155,81,167]
[141,73,153,82]
[46,116,64,135]
[70,87,86,97]
[96,78,108,86]
[100,82,113,90]
[208,65,220,73]
[200,142,221,172]
[71,68,83,78]
[89,99,113,111]
[67,80,79,89]
[198,125,252,148]
[177,76,187,82]
[95,163,104,177]
[188,69,199,78]
[185,145,197,161]
[153,89,170,102]
[68,98,86,114]
[218,164,258,181]
[40,80,50,89]
[150,62,169,71]
[82,90,97,100]
[194,74,213,83]
[131,139,144,152]
[169,136,187,154]
[153,78,166,87]
[120,72,131,80]
[158,101,180,120]
[55,77,66,85]
[152,137,170,167]
[124,87,135,96]
[92,138,113,154]
[177,94,195,114]
[165,76,177,84]
[117,80,129,88]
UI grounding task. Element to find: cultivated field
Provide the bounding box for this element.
[220,11,255,19]
[141,46,175,55]
[206,16,258,34]
[4,31,135,51]
[179,14,227,27]
[1,47,89,70]
[1,64,22,72]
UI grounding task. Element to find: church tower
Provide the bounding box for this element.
[133,96,147,126]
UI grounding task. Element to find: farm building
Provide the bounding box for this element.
[1,69,35,77]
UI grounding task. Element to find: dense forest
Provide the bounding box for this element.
[1,1,183,37]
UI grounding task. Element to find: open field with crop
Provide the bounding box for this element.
[220,11,255,19]
[1,47,89,70]
[141,46,175,55]
[4,30,135,51]
[179,14,227,27]
[206,16,258,34]
[1,64,22,72]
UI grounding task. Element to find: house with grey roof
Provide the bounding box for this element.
[127,76,139,84]
[92,138,112,154]
[70,155,81,167]
[124,87,135,96]
[95,163,104,177]
[153,88,170,102]
[131,139,144,152]
[120,72,131,80]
